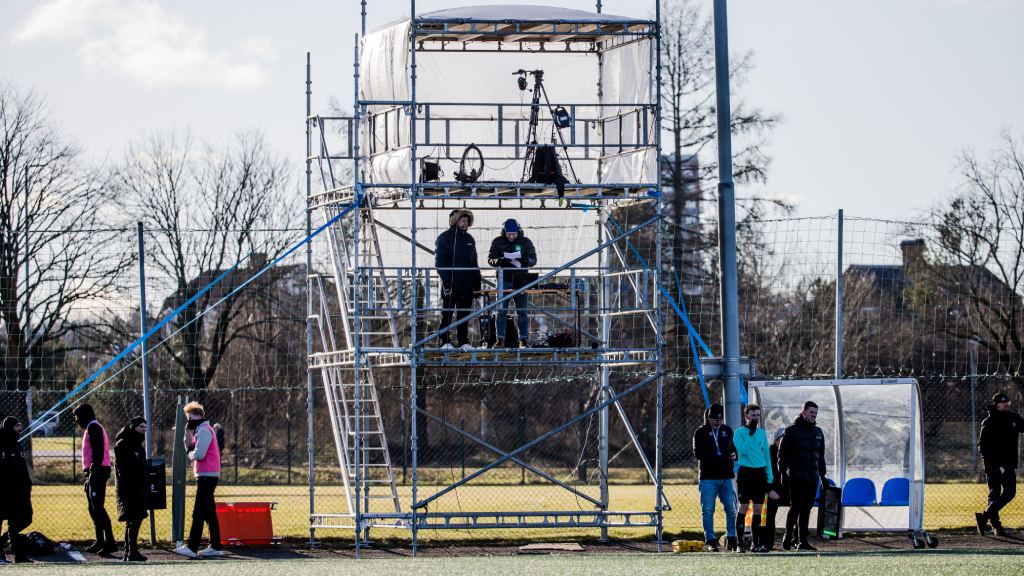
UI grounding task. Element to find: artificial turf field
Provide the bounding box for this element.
[14,548,1024,575]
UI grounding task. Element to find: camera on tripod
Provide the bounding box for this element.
[512,69,578,198]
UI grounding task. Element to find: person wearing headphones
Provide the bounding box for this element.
[487,218,537,349]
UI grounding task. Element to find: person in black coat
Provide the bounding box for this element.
[113,417,150,562]
[487,219,538,349]
[692,404,738,551]
[763,427,791,551]
[778,401,826,551]
[0,417,34,563]
[976,393,1024,536]
[435,208,482,349]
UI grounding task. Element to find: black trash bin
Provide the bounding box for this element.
[147,458,167,510]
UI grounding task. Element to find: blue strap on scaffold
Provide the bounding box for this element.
[22,198,360,440]
[605,215,714,408]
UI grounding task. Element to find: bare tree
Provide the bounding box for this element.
[659,0,783,336]
[1,80,132,395]
[912,128,1024,394]
[114,129,302,390]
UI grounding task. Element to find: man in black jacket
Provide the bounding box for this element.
[487,219,538,349]
[692,404,738,552]
[113,417,150,562]
[778,401,826,551]
[976,392,1024,536]
[435,209,482,349]
[0,417,33,563]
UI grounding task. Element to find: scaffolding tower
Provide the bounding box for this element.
[305,2,667,554]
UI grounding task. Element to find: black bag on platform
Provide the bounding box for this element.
[15,532,56,556]
[528,145,567,198]
[546,331,578,348]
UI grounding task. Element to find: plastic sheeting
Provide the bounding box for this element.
[752,381,924,531]
[359,9,656,187]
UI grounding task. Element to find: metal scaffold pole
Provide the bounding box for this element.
[409,0,420,556]
[352,31,363,556]
[653,0,666,551]
[712,0,743,430]
[305,51,317,549]
[598,209,611,542]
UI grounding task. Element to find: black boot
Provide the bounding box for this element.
[85,526,105,554]
[126,523,147,561]
[726,536,738,552]
[100,524,118,555]
[782,531,794,550]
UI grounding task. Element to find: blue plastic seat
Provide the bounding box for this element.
[814,477,837,505]
[841,478,877,506]
[879,478,910,506]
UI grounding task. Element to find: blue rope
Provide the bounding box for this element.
[22,198,360,440]
[605,214,714,409]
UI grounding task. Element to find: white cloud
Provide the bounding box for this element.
[13,0,276,90]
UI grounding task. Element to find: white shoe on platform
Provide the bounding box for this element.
[198,546,223,557]
[173,546,197,558]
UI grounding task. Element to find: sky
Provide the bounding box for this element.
[2,0,1022,221]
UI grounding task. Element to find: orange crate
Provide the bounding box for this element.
[215,502,280,545]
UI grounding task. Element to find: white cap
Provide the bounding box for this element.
[774,427,786,440]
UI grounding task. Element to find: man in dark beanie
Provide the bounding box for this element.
[692,403,738,551]
[976,392,1024,536]
[0,417,34,563]
[778,400,826,551]
[113,417,150,561]
[73,404,117,555]
[487,218,538,349]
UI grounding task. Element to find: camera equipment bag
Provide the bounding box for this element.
[546,330,578,348]
[528,145,567,198]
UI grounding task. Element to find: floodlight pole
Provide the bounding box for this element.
[712,0,742,429]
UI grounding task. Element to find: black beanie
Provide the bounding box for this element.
[128,417,147,430]
[705,403,724,421]
[1,417,20,432]
[73,404,96,424]
[992,393,1010,406]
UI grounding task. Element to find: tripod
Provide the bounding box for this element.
[514,69,580,184]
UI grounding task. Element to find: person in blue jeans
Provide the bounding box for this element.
[692,403,738,551]
[487,219,537,349]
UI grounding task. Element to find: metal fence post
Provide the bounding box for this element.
[836,209,843,379]
[305,50,317,549]
[970,340,978,473]
[461,417,466,480]
[287,415,292,485]
[137,222,156,544]
[519,415,525,485]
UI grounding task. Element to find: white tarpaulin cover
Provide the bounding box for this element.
[359,6,656,186]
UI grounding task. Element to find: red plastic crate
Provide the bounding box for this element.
[215,501,280,545]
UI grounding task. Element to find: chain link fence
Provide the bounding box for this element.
[2,216,1021,543]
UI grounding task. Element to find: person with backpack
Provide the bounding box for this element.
[72,404,117,556]
[976,392,1024,536]
[487,219,538,349]
[173,402,224,558]
[113,417,150,562]
[0,417,33,563]
[435,209,483,349]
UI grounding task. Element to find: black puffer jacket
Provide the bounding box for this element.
[778,414,826,484]
[113,427,151,521]
[0,425,33,522]
[487,233,538,283]
[693,418,736,481]
[435,210,482,297]
[979,406,1024,472]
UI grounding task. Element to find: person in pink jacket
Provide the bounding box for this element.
[173,402,223,558]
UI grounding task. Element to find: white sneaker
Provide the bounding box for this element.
[441,343,455,350]
[459,343,473,350]
[173,545,197,558]
[197,546,224,557]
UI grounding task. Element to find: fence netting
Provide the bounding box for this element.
[1,216,1020,543]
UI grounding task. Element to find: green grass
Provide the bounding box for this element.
[27,481,1023,544]
[15,549,1024,575]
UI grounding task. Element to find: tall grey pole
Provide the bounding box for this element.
[305,51,317,549]
[408,0,420,556]
[137,222,155,545]
[835,209,843,379]
[24,166,33,469]
[970,341,978,472]
[712,0,742,429]
[598,210,611,542]
[653,0,665,551]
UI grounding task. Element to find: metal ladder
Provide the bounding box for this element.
[309,116,401,521]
